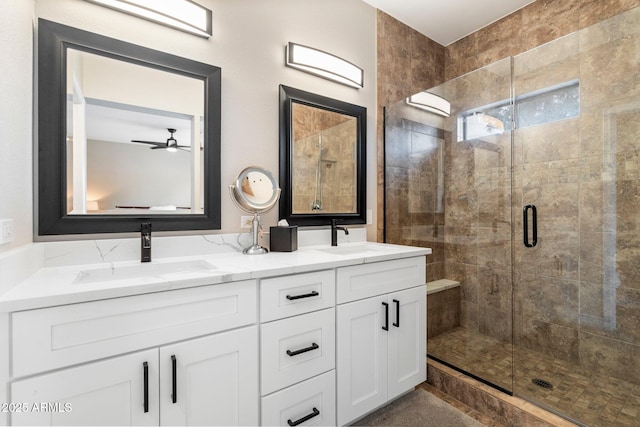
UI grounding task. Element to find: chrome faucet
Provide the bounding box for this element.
[331,219,349,246]
[141,223,152,262]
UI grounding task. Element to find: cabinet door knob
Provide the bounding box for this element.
[171,355,177,404]
[382,301,389,331]
[286,290,319,300]
[393,299,400,327]
[143,361,149,413]
[287,407,320,426]
[286,342,319,357]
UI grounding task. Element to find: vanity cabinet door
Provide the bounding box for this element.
[336,285,426,426]
[11,349,159,426]
[387,286,426,400]
[159,326,258,426]
[336,295,388,426]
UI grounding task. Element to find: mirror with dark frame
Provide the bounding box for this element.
[279,85,366,226]
[37,18,221,235]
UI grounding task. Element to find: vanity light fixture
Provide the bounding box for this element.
[406,91,451,117]
[84,0,212,38]
[286,42,364,89]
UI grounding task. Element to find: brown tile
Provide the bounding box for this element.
[579,0,640,28]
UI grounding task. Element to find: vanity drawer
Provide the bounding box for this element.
[336,257,426,304]
[260,270,335,322]
[262,370,336,427]
[12,280,257,377]
[261,308,335,395]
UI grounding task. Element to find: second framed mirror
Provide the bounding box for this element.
[279,85,366,226]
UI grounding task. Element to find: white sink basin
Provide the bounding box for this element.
[73,259,217,284]
[315,245,381,256]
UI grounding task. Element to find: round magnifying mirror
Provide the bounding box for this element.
[230,166,280,254]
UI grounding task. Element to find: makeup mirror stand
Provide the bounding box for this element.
[229,166,281,255]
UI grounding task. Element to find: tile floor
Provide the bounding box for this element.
[429,327,640,426]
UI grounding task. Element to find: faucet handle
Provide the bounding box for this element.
[141,223,152,249]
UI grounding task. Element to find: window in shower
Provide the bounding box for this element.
[457,79,579,142]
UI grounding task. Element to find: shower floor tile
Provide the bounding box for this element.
[429,327,640,427]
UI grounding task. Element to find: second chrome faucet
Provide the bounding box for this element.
[330,219,349,246]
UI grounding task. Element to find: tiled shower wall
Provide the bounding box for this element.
[377,0,640,269]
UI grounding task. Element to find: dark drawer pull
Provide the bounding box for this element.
[171,355,177,404]
[143,361,149,413]
[286,342,319,357]
[286,291,319,300]
[288,407,320,426]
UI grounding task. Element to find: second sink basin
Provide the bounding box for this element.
[315,244,381,256]
[73,259,217,284]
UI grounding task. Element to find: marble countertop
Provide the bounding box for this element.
[0,242,430,312]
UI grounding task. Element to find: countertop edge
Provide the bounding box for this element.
[0,243,431,313]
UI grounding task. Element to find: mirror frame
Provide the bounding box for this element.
[279,85,366,226]
[37,18,221,235]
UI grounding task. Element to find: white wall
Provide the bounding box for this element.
[6,0,377,248]
[0,0,35,254]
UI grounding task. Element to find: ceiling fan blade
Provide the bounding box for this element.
[132,140,164,146]
[149,146,166,150]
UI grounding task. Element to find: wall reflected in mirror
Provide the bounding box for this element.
[291,102,357,214]
[65,48,205,215]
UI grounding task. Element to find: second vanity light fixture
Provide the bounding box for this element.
[84,0,212,38]
[406,91,451,117]
[286,42,364,89]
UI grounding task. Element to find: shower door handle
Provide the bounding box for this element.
[523,204,537,248]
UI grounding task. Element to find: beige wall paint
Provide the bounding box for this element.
[1,0,377,249]
[0,0,35,253]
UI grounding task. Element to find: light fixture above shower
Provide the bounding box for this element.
[406,91,451,117]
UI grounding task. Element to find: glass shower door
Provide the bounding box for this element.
[512,6,640,426]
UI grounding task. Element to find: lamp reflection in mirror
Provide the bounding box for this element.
[84,0,212,38]
[86,200,100,211]
[406,92,451,117]
[286,42,364,89]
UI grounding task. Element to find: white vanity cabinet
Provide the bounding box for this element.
[259,270,337,427]
[0,242,430,427]
[9,281,259,426]
[11,349,159,426]
[335,258,426,426]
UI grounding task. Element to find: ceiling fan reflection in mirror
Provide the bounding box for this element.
[132,128,190,152]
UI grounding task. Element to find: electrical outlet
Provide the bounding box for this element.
[0,219,14,245]
[241,215,254,229]
[367,209,373,225]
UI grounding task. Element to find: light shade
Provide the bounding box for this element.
[406,92,451,117]
[86,200,100,211]
[84,0,212,38]
[286,42,364,89]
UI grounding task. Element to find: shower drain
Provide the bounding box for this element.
[532,378,554,390]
